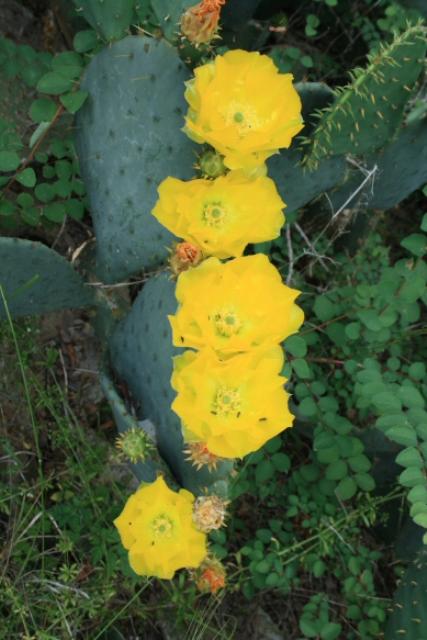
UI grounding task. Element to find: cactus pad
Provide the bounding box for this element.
[151,0,194,41]
[109,272,233,496]
[75,36,197,283]
[71,0,135,41]
[267,148,346,213]
[303,23,427,169]
[385,549,427,639]
[0,237,93,318]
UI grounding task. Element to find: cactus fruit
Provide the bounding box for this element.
[108,273,233,496]
[71,0,135,41]
[385,549,427,639]
[100,369,158,482]
[302,23,427,169]
[75,36,197,283]
[0,237,93,318]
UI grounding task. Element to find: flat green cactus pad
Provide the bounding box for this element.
[109,272,233,496]
[0,237,93,318]
[100,369,158,483]
[75,36,197,283]
[71,0,135,41]
[151,0,194,41]
[267,148,346,213]
[385,550,427,639]
[303,23,427,169]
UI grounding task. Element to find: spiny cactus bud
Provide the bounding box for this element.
[169,242,203,276]
[193,495,228,532]
[185,442,221,471]
[194,556,226,594]
[198,150,226,179]
[115,427,154,464]
[181,0,226,46]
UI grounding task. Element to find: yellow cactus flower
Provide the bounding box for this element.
[184,49,303,171]
[169,254,304,354]
[171,346,294,458]
[114,476,207,580]
[152,171,285,259]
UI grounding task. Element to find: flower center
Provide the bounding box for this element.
[151,514,174,538]
[212,308,242,337]
[202,201,227,228]
[212,386,241,417]
[226,102,262,135]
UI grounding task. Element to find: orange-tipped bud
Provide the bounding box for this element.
[169,242,203,276]
[185,441,221,471]
[181,0,226,45]
[194,556,226,594]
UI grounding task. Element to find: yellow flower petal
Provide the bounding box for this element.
[114,476,207,579]
[183,50,303,171]
[152,171,285,259]
[171,346,293,458]
[169,254,304,355]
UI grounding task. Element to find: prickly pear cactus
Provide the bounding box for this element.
[75,36,197,283]
[303,23,427,169]
[0,237,93,318]
[368,119,427,209]
[71,0,135,41]
[109,273,233,496]
[385,549,427,639]
[100,369,158,482]
[267,149,346,213]
[151,0,194,41]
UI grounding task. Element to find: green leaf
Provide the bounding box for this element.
[313,295,336,321]
[43,202,66,222]
[399,466,426,488]
[320,622,342,640]
[60,90,89,114]
[396,447,424,468]
[285,335,307,357]
[255,559,271,574]
[358,309,382,332]
[299,397,317,417]
[30,98,57,123]
[401,233,426,257]
[0,199,16,216]
[326,460,348,481]
[300,618,319,638]
[65,199,85,221]
[52,52,82,79]
[407,484,427,504]
[399,273,425,303]
[386,426,417,447]
[21,207,40,226]
[421,213,427,233]
[30,122,50,149]
[345,322,360,340]
[36,72,74,95]
[408,362,426,380]
[413,512,427,528]
[255,460,274,485]
[373,392,402,414]
[354,473,375,492]
[348,454,371,473]
[16,168,36,188]
[292,358,312,379]
[0,151,20,172]
[398,385,425,409]
[35,183,55,203]
[73,30,98,53]
[336,477,357,500]
[271,452,290,473]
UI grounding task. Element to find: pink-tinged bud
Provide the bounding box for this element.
[194,556,226,594]
[193,495,228,532]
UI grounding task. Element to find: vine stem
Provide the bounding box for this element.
[3,104,65,194]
